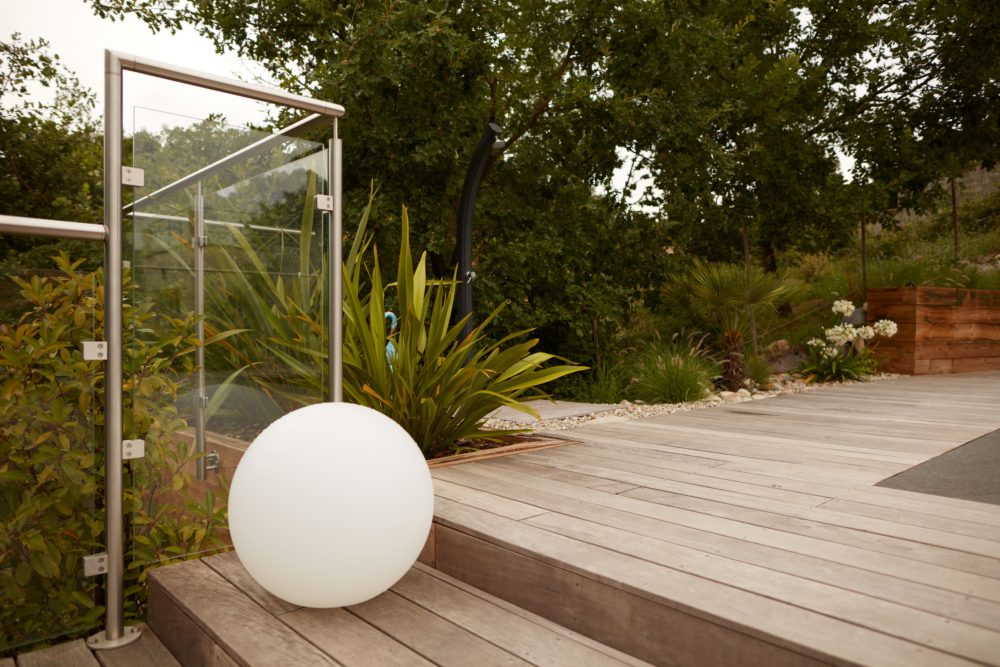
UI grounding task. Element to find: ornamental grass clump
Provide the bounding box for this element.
[626,332,717,404]
[801,300,897,382]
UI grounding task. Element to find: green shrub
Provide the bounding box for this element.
[745,354,773,389]
[626,332,716,404]
[564,359,630,404]
[0,257,227,654]
[664,260,798,391]
[343,206,585,457]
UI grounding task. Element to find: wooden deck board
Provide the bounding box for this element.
[432,372,1000,666]
[14,641,99,667]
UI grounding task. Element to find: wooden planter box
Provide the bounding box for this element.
[866,286,1000,374]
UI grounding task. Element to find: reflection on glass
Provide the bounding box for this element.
[125,108,328,576]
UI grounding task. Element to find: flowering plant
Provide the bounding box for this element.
[801,301,897,381]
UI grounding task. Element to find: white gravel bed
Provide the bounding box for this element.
[482,372,899,433]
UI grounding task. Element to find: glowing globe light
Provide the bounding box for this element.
[227,402,434,607]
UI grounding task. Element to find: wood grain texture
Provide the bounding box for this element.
[14,641,99,667]
[148,559,337,666]
[347,590,531,666]
[201,551,299,616]
[391,565,640,666]
[282,607,434,667]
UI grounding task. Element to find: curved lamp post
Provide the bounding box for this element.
[456,123,503,340]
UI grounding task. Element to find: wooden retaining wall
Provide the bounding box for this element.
[867,286,1000,374]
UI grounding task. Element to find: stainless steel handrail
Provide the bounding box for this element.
[0,215,107,241]
[113,52,345,118]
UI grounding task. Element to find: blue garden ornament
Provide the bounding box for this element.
[385,311,398,367]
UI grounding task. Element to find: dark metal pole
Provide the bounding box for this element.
[456,123,502,340]
[861,213,869,306]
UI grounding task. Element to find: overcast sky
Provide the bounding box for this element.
[2,0,276,130]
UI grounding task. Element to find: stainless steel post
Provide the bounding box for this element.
[332,120,343,402]
[194,183,207,479]
[88,49,142,649]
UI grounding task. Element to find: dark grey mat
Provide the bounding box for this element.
[876,428,1000,506]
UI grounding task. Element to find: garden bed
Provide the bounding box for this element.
[867,286,1000,374]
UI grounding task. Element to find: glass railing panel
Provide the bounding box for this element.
[125,107,328,574]
[0,254,101,654]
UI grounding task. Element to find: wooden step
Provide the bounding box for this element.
[147,551,648,666]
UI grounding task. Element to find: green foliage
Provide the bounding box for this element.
[625,333,716,404]
[801,343,878,383]
[0,257,227,653]
[565,359,630,404]
[665,260,798,390]
[344,205,585,457]
[744,354,774,390]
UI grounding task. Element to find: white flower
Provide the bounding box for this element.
[824,323,856,347]
[832,300,856,317]
[821,346,839,359]
[873,319,898,337]
[807,338,825,348]
[857,325,875,341]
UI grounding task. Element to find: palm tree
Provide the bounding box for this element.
[675,260,797,391]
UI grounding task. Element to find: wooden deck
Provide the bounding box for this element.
[428,372,1000,667]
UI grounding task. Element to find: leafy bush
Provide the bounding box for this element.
[626,332,716,404]
[343,207,585,457]
[0,257,227,654]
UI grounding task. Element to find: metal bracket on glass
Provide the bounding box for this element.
[122,439,145,460]
[193,235,208,248]
[204,450,221,473]
[315,194,334,212]
[82,341,108,361]
[83,553,109,577]
[121,166,145,187]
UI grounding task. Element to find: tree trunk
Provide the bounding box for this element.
[722,331,746,391]
[952,177,959,262]
[860,213,868,306]
[742,225,758,357]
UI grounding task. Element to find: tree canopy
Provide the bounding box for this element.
[25,1,1000,358]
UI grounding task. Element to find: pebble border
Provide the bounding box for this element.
[482,373,900,433]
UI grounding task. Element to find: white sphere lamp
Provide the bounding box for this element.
[227,402,434,607]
